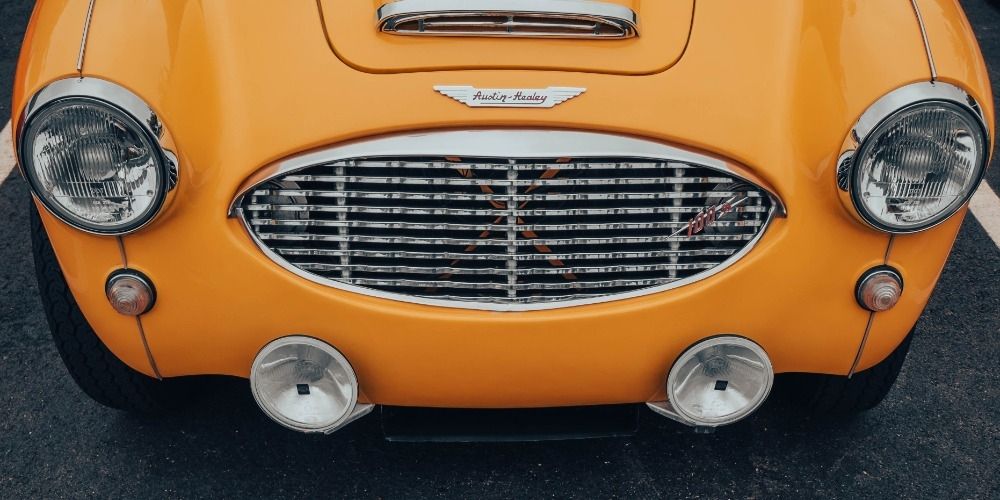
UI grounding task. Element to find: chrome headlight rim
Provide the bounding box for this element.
[837,82,990,234]
[16,77,179,236]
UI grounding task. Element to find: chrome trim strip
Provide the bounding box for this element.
[849,262,901,376]
[310,276,684,291]
[254,188,761,202]
[76,0,97,73]
[135,317,163,380]
[271,248,739,261]
[848,312,877,378]
[909,0,937,81]
[282,160,707,172]
[245,204,769,217]
[295,262,719,276]
[231,130,783,312]
[377,0,638,39]
[16,77,180,236]
[253,233,755,246]
[230,130,775,213]
[836,81,990,234]
[250,218,762,232]
[115,236,129,267]
[278,174,737,185]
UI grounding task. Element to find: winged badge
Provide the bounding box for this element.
[434,86,586,108]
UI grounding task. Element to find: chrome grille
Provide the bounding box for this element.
[377,0,638,39]
[238,134,776,311]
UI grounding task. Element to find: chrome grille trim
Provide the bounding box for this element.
[377,0,638,39]
[245,204,770,217]
[306,161,698,171]
[232,130,783,311]
[296,262,718,276]
[253,189,761,202]
[326,277,682,291]
[279,174,737,186]
[271,248,739,261]
[249,219,763,232]
[253,233,756,246]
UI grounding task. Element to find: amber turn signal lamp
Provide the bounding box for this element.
[105,270,156,316]
[856,267,903,312]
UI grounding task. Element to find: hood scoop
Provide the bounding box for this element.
[377,0,638,39]
[319,0,692,75]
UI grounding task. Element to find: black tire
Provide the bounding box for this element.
[30,202,187,413]
[784,329,913,415]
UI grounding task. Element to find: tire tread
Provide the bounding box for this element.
[30,203,181,414]
[787,330,913,415]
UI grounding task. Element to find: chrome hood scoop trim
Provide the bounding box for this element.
[377,0,638,39]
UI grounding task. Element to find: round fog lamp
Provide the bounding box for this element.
[250,337,360,433]
[667,336,773,426]
[856,268,903,312]
[105,271,155,316]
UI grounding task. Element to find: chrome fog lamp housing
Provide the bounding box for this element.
[838,82,990,233]
[648,336,773,428]
[250,336,373,434]
[16,78,178,235]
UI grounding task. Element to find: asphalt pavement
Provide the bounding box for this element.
[1,1,998,498]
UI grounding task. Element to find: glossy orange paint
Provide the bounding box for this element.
[855,0,996,372]
[320,0,694,75]
[12,0,993,407]
[33,204,159,377]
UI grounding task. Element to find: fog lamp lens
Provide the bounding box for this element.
[105,271,155,316]
[857,268,903,312]
[668,337,773,426]
[251,337,360,433]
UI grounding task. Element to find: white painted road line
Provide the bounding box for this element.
[0,120,14,180]
[0,117,999,248]
[969,181,1000,248]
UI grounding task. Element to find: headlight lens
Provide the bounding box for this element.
[20,98,167,234]
[851,101,987,232]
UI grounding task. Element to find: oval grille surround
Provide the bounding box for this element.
[235,131,780,311]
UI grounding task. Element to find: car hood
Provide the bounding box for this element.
[318,0,694,75]
[34,0,964,218]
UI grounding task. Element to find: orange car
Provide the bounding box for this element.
[11,0,994,436]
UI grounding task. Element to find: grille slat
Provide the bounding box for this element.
[271,248,739,261]
[256,189,761,202]
[319,160,694,171]
[296,262,718,276]
[242,154,774,308]
[250,219,763,232]
[245,204,770,217]
[280,175,735,186]
[333,277,681,292]
[254,233,756,245]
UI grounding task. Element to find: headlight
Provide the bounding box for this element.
[18,79,177,235]
[840,82,989,233]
